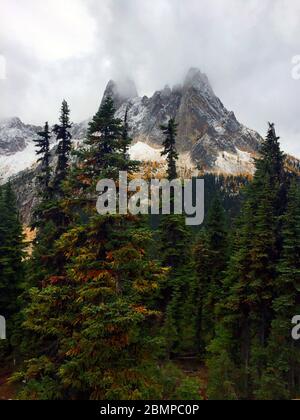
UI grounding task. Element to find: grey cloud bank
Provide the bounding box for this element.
[1,0,300,156]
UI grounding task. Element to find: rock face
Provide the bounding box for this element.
[115,68,262,170]
[0,117,40,156]
[12,168,39,225]
[0,118,87,183]
[0,117,43,183]
[101,79,139,110]
[0,68,263,182]
[0,68,270,222]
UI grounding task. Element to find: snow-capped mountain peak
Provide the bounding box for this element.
[0,117,41,156]
[184,67,214,96]
[101,78,139,109]
[0,68,264,183]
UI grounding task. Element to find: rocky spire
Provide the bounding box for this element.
[183,67,214,96]
[100,78,138,110]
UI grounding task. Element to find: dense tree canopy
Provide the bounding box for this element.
[1,106,299,400]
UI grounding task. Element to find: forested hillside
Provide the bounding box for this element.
[0,98,299,400]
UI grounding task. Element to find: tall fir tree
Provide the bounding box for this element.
[53,100,72,193]
[256,179,300,399]
[66,96,138,208]
[0,183,24,363]
[119,106,139,173]
[158,118,196,356]
[194,195,228,353]
[207,123,287,399]
[34,122,52,198]
[17,97,172,400]
[160,118,179,181]
[30,115,67,287]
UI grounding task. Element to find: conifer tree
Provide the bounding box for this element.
[0,184,24,362]
[84,97,128,180]
[158,119,196,356]
[17,98,170,400]
[194,196,228,353]
[257,179,300,399]
[121,107,130,157]
[30,116,67,287]
[67,97,138,203]
[207,123,287,399]
[159,214,196,355]
[34,122,52,197]
[53,100,72,192]
[160,118,179,181]
[119,106,139,173]
[193,233,210,353]
[159,118,187,270]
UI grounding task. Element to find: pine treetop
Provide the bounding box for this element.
[160,118,179,181]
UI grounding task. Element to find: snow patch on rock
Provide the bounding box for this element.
[0,141,38,183]
[129,141,164,162]
[213,149,255,175]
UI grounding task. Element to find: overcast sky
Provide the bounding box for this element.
[1,0,300,155]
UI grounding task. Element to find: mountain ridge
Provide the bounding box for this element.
[112,67,263,170]
[0,68,296,185]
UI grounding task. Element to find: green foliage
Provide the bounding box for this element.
[0,183,24,363]
[206,326,239,400]
[158,121,197,356]
[194,196,228,352]
[6,105,300,401]
[206,123,299,400]
[256,179,300,399]
[19,216,168,399]
[159,214,191,269]
[18,98,170,400]
[160,118,179,181]
[156,363,202,400]
[53,100,72,193]
[34,122,52,197]
[69,96,138,194]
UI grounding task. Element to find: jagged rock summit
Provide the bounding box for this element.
[0,117,40,156]
[2,68,300,223]
[0,68,264,183]
[0,117,42,182]
[113,67,262,171]
[101,78,138,109]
